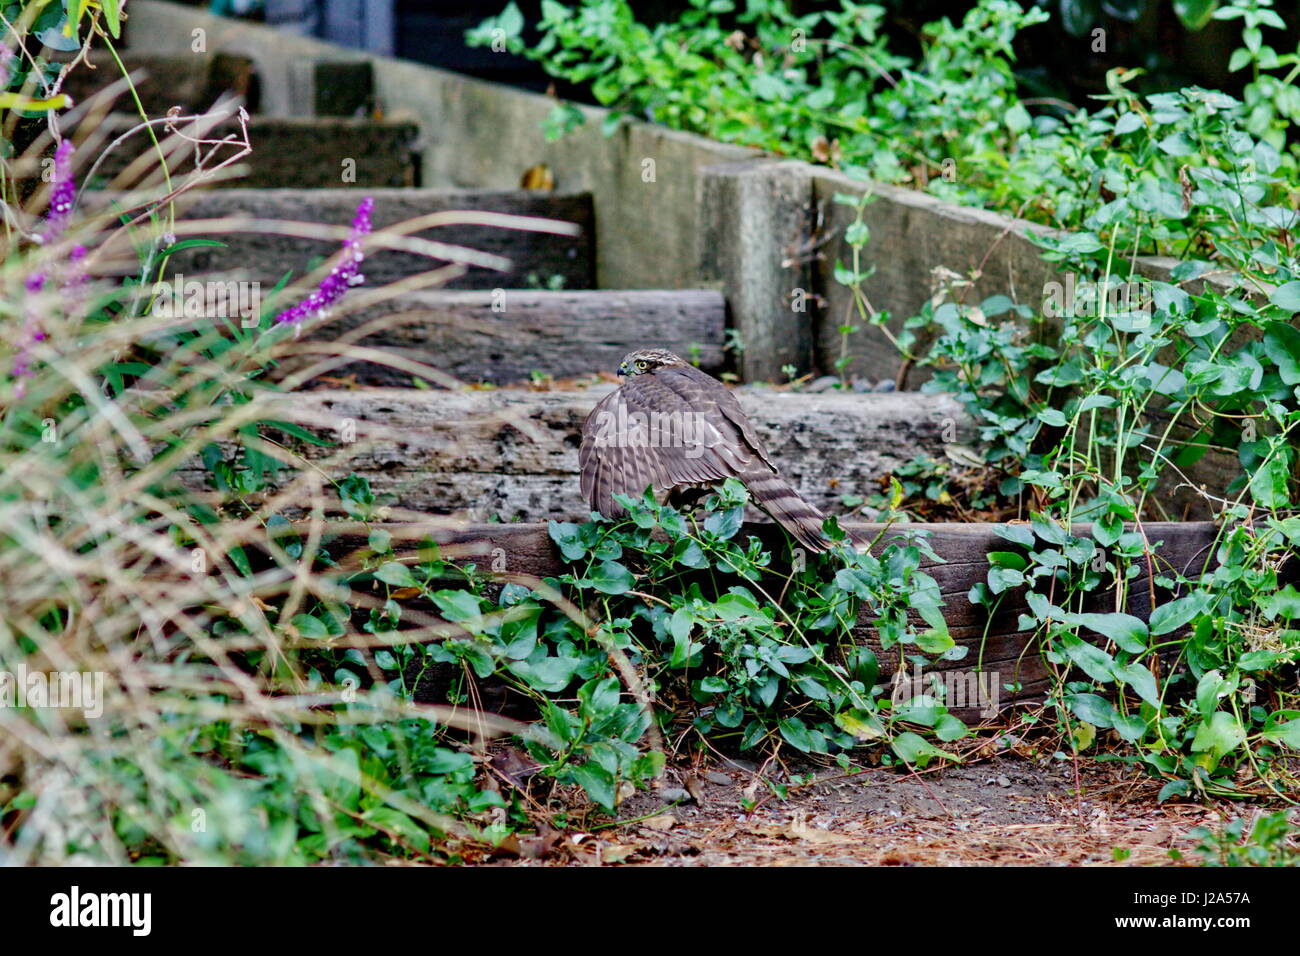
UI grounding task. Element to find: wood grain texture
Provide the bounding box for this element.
[91,118,420,190]
[181,387,971,519]
[156,189,595,289]
[322,520,1256,722]
[278,289,726,386]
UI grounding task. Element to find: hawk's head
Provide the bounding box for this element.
[617,348,687,377]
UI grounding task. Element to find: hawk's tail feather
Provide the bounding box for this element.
[743,471,866,555]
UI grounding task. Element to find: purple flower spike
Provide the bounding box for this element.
[275,196,374,326]
[38,139,76,245]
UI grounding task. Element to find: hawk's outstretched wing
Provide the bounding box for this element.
[579,365,837,552]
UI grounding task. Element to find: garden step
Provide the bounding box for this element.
[181,387,969,520]
[85,116,420,189]
[56,51,259,115]
[314,519,1231,722]
[275,289,726,386]
[158,188,595,290]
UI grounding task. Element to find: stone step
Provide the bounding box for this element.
[84,116,420,190]
[56,51,259,115]
[157,188,596,290]
[274,289,726,386]
[181,387,970,520]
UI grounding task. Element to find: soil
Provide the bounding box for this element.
[478,754,1261,867]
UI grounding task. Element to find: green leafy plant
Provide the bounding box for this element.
[329,478,975,816]
[1189,810,1300,865]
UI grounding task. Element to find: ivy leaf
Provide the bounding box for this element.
[778,716,817,753]
[1158,779,1190,802]
[375,561,417,588]
[1067,612,1149,652]
[1004,103,1032,135]
[915,628,956,655]
[291,614,330,639]
[361,809,430,855]
[1066,693,1116,728]
[890,731,957,767]
[1263,323,1300,384]
[548,521,588,560]
[1113,712,1148,742]
[588,560,635,595]
[1268,280,1300,314]
[509,655,582,693]
[834,709,884,741]
[1196,669,1232,719]
[569,762,617,812]
[934,713,969,742]
[429,589,483,621]
[703,506,744,539]
[1173,0,1218,30]
[987,565,1024,594]
[795,676,830,701]
[1148,594,1209,635]
[995,524,1035,548]
[1191,711,1246,761]
[1249,453,1293,509]
[1031,514,1068,546]
[1113,111,1144,135]
[1262,720,1300,749]
[1257,584,1300,621]
[1059,633,1118,682]
[1113,661,1159,706]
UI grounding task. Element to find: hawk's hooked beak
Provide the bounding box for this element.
[617,362,628,377]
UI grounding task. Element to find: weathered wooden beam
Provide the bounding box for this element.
[276,289,726,386]
[56,51,258,115]
[183,387,971,519]
[323,520,1247,721]
[146,189,596,289]
[89,118,421,190]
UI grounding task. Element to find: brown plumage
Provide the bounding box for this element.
[578,348,851,553]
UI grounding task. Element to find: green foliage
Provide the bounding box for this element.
[470,0,1048,198]
[472,0,1300,242]
[855,58,1300,799]
[329,478,974,816]
[1188,810,1300,865]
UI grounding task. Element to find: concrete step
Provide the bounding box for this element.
[275,289,726,386]
[160,188,595,290]
[181,387,969,520]
[85,116,420,190]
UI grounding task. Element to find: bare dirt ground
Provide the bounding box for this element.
[483,755,1256,866]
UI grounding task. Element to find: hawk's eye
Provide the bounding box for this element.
[636,360,648,371]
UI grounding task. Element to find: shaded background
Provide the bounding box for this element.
[200,0,1300,108]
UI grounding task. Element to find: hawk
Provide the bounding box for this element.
[578,348,856,553]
